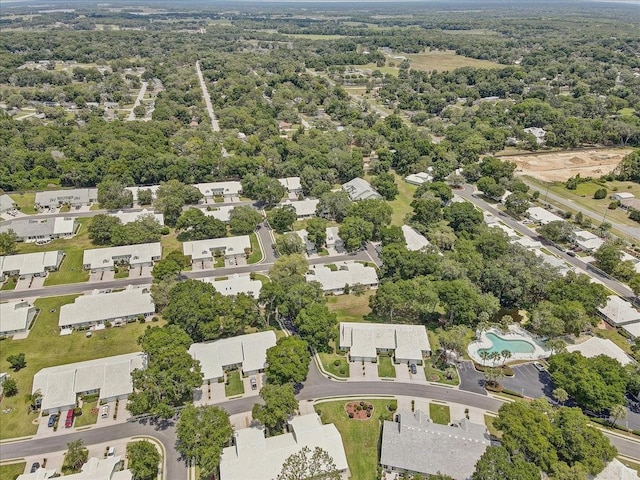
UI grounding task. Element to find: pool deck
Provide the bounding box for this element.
[468,326,550,366]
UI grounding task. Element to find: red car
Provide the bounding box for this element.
[64,409,74,428]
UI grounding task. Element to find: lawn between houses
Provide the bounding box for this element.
[315,399,397,480]
[0,462,26,480]
[0,295,166,440]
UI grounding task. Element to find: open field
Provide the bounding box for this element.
[0,295,166,440]
[319,343,349,378]
[315,399,396,480]
[403,50,505,72]
[16,218,92,255]
[6,192,36,214]
[388,171,417,226]
[327,292,375,322]
[43,249,89,286]
[0,462,26,480]
[509,148,633,182]
[429,403,451,425]
[282,33,349,40]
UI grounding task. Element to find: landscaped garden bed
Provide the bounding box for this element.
[345,401,374,420]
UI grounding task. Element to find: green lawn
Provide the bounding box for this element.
[160,229,182,257]
[0,295,166,440]
[594,328,633,354]
[74,395,99,428]
[424,360,460,385]
[377,355,396,378]
[0,462,26,480]
[9,192,36,214]
[484,414,502,439]
[318,342,349,378]
[247,233,262,264]
[325,264,338,272]
[388,171,417,226]
[225,370,244,397]
[43,250,89,286]
[214,256,224,268]
[327,292,376,323]
[17,218,93,255]
[1,277,17,290]
[429,403,451,425]
[315,399,396,480]
[114,266,129,279]
[252,273,270,286]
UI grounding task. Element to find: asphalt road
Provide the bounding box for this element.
[457,185,635,300]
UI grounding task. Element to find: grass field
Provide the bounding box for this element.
[319,349,349,378]
[160,229,182,257]
[388,172,417,226]
[74,396,99,428]
[404,50,504,72]
[424,360,460,385]
[326,292,375,322]
[224,370,244,397]
[594,328,633,354]
[8,192,36,214]
[429,403,451,425]
[484,414,502,439]
[315,399,396,480]
[247,233,262,264]
[0,295,166,440]
[377,355,396,378]
[1,277,17,290]
[0,462,26,480]
[283,33,349,40]
[43,250,89,286]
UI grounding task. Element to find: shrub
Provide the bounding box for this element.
[609,201,619,210]
[160,227,170,235]
[3,378,18,397]
[388,402,397,412]
[73,407,82,416]
[137,315,145,324]
[348,413,354,418]
[593,188,607,199]
[334,360,341,367]
[152,316,159,322]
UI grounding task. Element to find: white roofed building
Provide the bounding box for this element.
[325,226,344,252]
[35,188,98,208]
[0,194,16,213]
[58,286,155,331]
[597,295,640,327]
[339,322,431,364]
[612,192,635,201]
[199,205,235,222]
[188,331,276,381]
[125,185,160,203]
[219,413,349,480]
[0,217,76,242]
[18,456,132,480]
[592,459,640,480]
[401,225,431,251]
[566,337,633,366]
[278,177,303,196]
[83,243,162,271]
[0,300,37,337]
[306,262,378,295]
[280,199,319,219]
[200,274,262,299]
[194,181,242,200]
[0,251,64,280]
[342,177,382,201]
[183,235,251,262]
[32,352,146,414]
[405,172,433,186]
[573,230,605,251]
[109,209,164,225]
[526,206,564,225]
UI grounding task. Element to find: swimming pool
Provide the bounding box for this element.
[477,332,535,356]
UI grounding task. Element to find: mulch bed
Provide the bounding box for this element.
[345,401,374,420]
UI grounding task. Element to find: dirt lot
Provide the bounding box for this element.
[507,148,633,182]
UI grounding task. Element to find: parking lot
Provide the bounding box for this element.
[501,363,554,399]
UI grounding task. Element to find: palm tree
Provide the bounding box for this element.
[546,338,567,355]
[609,404,627,427]
[501,349,512,367]
[476,320,491,339]
[489,351,502,366]
[24,390,42,413]
[479,351,491,366]
[552,387,569,406]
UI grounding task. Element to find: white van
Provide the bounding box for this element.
[107,446,116,457]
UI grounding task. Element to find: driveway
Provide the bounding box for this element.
[501,364,554,399]
[395,363,425,383]
[457,361,487,395]
[348,360,379,381]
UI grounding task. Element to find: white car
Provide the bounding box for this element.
[101,405,110,418]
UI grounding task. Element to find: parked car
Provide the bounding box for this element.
[107,446,116,457]
[567,250,576,257]
[250,377,257,390]
[410,363,417,374]
[533,362,546,372]
[30,462,40,473]
[64,409,74,428]
[101,405,110,418]
[47,414,57,427]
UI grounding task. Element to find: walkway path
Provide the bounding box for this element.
[127,81,148,121]
[195,60,229,157]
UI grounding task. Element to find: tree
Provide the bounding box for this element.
[110,215,163,246]
[97,179,133,209]
[537,220,574,244]
[472,446,540,480]
[348,199,392,240]
[306,217,328,249]
[268,205,297,233]
[269,254,309,281]
[593,188,608,199]
[150,277,177,311]
[252,384,299,433]
[504,192,530,217]
[371,172,398,200]
[436,279,499,325]
[7,353,26,371]
[229,205,262,235]
[137,188,154,206]
[294,303,337,352]
[63,439,88,473]
[316,191,352,222]
[277,446,341,480]
[88,214,121,245]
[175,208,227,241]
[276,233,305,255]
[444,202,484,234]
[477,176,505,200]
[338,217,374,251]
[552,387,569,406]
[176,405,233,479]
[151,258,181,282]
[246,176,287,206]
[0,230,18,255]
[127,440,161,480]
[609,404,627,426]
[593,244,622,274]
[266,336,310,385]
[2,377,17,397]
[154,180,203,226]
[127,326,203,417]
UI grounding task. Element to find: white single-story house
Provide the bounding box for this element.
[188,331,276,381]
[280,199,320,219]
[0,251,64,280]
[83,243,162,272]
[32,352,146,415]
[326,226,344,252]
[566,337,633,366]
[612,192,635,202]
[401,225,431,251]
[490,223,519,240]
[35,188,98,208]
[342,177,382,201]
[220,413,349,480]
[593,458,640,480]
[125,185,160,203]
[0,217,76,242]
[0,194,16,213]
[339,322,431,364]
[278,177,303,195]
[573,230,605,251]
[499,190,513,204]
[0,300,37,337]
[622,322,640,340]
[306,262,379,295]
[523,126,547,145]
[19,455,131,480]
[295,229,316,254]
[58,286,155,331]
[200,273,262,299]
[381,411,489,480]
[200,205,235,222]
[194,181,243,201]
[526,206,564,225]
[597,295,640,327]
[182,235,251,263]
[513,236,543,250]
[534,250,573,276]
[405,172,433,186]
[109,209,164,226]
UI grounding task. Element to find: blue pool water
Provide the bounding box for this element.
[478,332,535,355]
